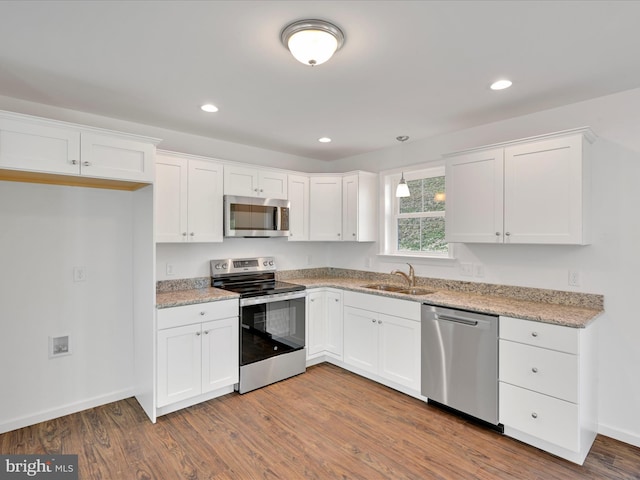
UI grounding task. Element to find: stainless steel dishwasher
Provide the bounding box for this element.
[421,304,499,426]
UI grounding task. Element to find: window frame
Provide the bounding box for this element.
[381,165,453,259]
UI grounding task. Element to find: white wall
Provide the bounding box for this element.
[0,181,135,432]
[329,87,640,447]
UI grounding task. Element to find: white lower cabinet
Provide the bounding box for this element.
[156,300,238,411]
[499,316,597,465]
[342,291,421,392]
[306,288,343,361]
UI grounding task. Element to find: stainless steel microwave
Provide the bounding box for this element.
[224,195,290,237]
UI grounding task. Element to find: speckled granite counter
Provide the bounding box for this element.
[279,270,603,328]
[155,269,603,327]
[156,287,238,309]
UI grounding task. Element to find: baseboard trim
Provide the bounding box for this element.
[0,387,134,434]
[598,423,640,448]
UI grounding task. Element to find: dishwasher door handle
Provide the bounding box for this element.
[434,314,478,326]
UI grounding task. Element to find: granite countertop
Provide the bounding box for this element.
[286,277,602,328]
[156,287,238,309]
[155,270,603,328]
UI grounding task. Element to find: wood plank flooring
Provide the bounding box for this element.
[1,363,639,479]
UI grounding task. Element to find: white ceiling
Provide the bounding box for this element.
[1,1,640,161]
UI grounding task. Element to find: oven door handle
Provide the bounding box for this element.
[240,290,307,307]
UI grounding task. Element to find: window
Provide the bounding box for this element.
[382,167,451,258]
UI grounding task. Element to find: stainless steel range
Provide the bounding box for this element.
[211,257,306,394]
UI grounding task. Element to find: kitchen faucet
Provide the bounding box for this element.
[391,263,416,287]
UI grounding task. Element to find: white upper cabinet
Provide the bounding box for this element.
[156,153,223,243]
[342,172,377,242]
[223,165,287,199]
[445,129,594,245]
[0,111,158,185]
[288,174,310,241]
[309,176,343,241]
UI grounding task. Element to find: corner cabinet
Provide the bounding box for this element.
[499,316,598,465]
[0,111,158,187]
[223,165,287,199]
[155,152,224,243]
[445,128,595,245]
[156,299,239,415]
[342,291,421,392]
[306,288,343,362]
[309,172,377,242]
[287,174,310,241]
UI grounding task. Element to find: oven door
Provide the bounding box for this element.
[239,291,306,366]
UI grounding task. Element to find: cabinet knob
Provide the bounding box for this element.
[196,332,201,336]
[83,161,91,167]
[260,189,263,192]
[335,298,339,302]
[310,299,315,302]
[254,188,259,192]
[70,159,79,165]
[495,232,500,236]
[371,319,376,323]
[200,311,205,315]
[337,233,341,236]
[531,367,538,373]
[203,330,209,335]
[505,232,511,236]
[531,331,538,337]
[531,412,538,419]
[378,320,382,324]
[190,232,195,236]
[182,232,187,236]
[352,233,356,237]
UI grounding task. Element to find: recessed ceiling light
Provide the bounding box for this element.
[318,137,332,143]
[490,79,512,90]
[201,103,219,113]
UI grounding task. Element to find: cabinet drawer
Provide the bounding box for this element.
[500,383,579,452]
[499,340,578,403]
[157,299,238,330]
[500,316,578,354]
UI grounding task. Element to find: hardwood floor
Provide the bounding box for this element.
[2,363,639,479]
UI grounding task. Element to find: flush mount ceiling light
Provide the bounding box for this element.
[490,79,512,90]
[396,136,411,198]
[318,137,332,143]
[281,19,345,66]
[201,103,219,113]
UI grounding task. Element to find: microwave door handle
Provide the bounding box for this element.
[275,206,281,231]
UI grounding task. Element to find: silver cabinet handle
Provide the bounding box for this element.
[196,332,201,336]
[371,319,376,323]
[182,232,187,237]
[505,232,511,236]
[531,412,538,419]
[495,232,500,236]
[83,161,91,166]
[310,298,314,302]
[337,233,341,236]
[203,330,209,335]
[378,320,382,324]
[200,311,205,316]
[260,189,263,192]
[70,159,78,165]
[335,298,339,302]
[190,232,195,236]
[254,188,259,192]
[531,332,538,337]
[532,367,538,373]
[352,233,356,237]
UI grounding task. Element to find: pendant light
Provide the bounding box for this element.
[396,136,410,198]
[281,19,345,66]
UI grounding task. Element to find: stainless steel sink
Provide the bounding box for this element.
[362,284,435,295]
[397,288,436,296]
[362,284,406,292]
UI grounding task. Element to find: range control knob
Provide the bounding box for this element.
[269,260,274,266]
[221,263,228,269]
[214,263,221,270]
[263,261,268,266]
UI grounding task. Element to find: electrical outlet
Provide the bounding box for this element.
[73,266,86,282]
[460,262,473,277]
[568,269,581,287]
[49,335,71,358]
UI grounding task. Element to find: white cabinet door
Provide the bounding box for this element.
[445,148,504,243]
[156,155,188,242]
[342,174,359,241]
[201,317,239,393]
[306,290,326,359]
[288,174,309,241]
[79,132,155,182]
[0,117,80,175]
[157,323,202,407]
[224,165,287,199]
[187,159,223,242]
[504,135,586,244]
[343,306,378,375]
[258,170,288,199]
[309,176,342,241]
[378,313,420,390]
[325,290,343,359]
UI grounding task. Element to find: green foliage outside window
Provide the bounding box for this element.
[397,176,447,254]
